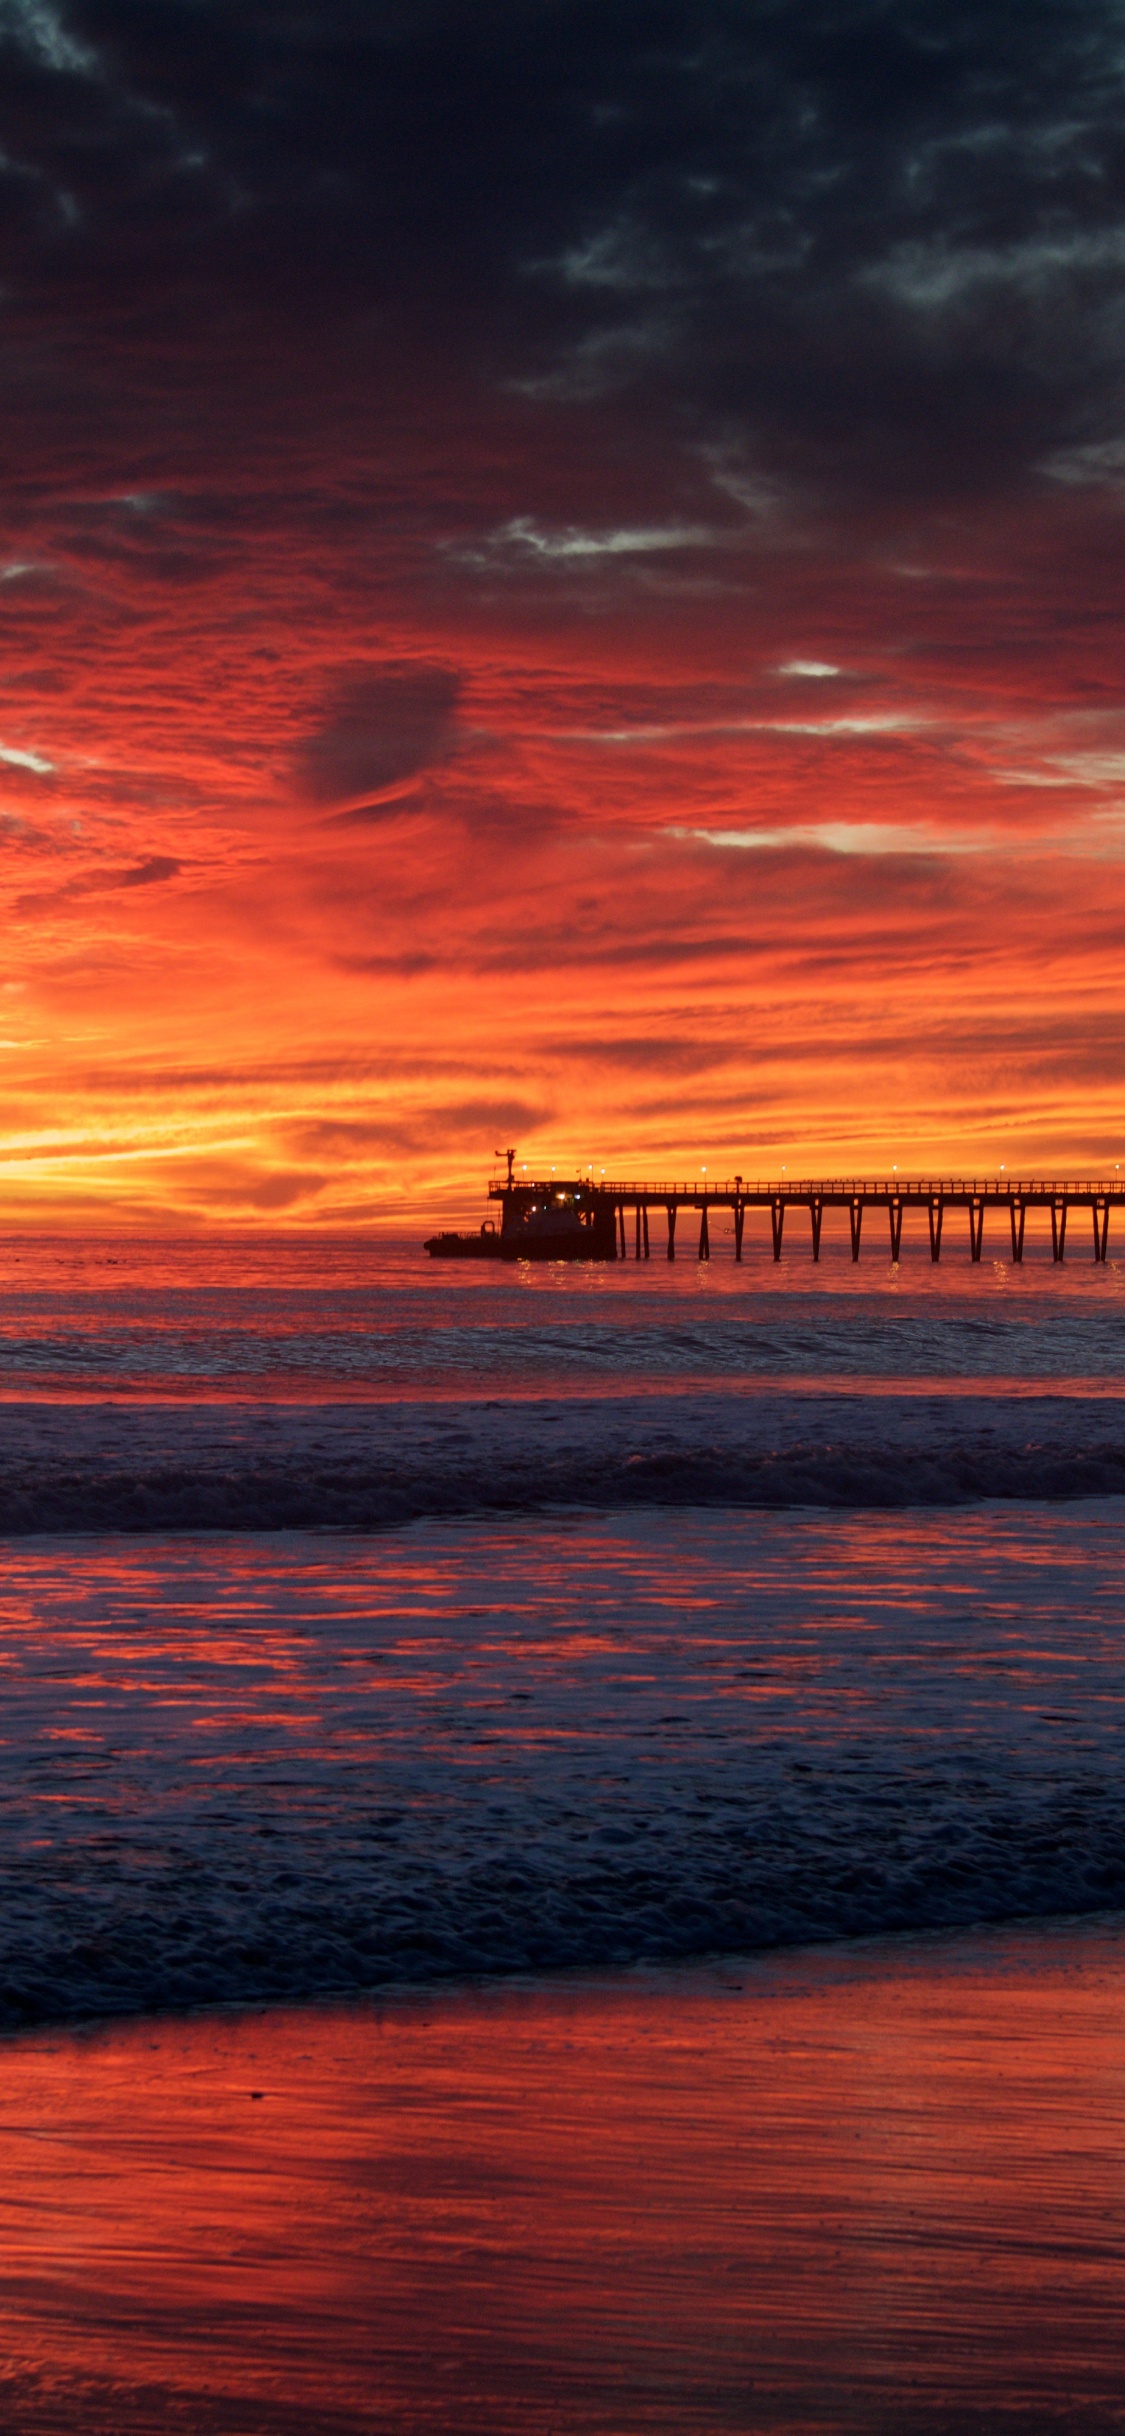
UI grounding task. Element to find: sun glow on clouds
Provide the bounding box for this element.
[667,823,988,857]
[0,0,1124,1222]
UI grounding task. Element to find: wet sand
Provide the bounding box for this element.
[1,1918,1124,2432]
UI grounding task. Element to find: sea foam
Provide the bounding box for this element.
[0,1389,1122,1532]
[0,1499,1122,2024]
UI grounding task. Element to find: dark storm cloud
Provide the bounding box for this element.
[14,852,179,913]
[293,665,462,810]
[3,1,1125,518]
[113,852,180,886]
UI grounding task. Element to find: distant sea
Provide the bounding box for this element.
[1,1224,1124,2025]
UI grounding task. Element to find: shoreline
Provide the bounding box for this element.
[2,1912,1125,2432]
[5,1895,1125,2043]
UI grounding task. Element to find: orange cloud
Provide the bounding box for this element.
[1,6,1124,1221]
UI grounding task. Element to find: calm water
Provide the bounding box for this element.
[0,1226,1123,1399]
[0,1230,1122,2018]
[3,1920,1125,2433]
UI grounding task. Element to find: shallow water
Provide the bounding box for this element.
[2,1916,1125,2433]
[2,1500,1125,2022]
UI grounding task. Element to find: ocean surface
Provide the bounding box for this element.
[1,1224,1124,2024]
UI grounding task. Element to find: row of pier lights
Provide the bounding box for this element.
[597,1177,1125,1264]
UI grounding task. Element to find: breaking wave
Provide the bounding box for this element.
[6,1765,1125,2029]
[0,1498,1123,2024]
[0,1389,1123,1532]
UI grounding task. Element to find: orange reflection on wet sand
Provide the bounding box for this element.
[1,1919,1124,2433]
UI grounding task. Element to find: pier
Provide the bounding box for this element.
[487,1172,1125,1262]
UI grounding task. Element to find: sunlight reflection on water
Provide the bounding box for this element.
[1,1918,1123,2432]
[0,1230,1121,1400]
[0,1502,1124,2019]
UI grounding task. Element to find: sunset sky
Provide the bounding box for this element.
[2,0,1125,1224]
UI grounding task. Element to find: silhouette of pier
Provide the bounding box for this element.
[489,1172,1125,1262]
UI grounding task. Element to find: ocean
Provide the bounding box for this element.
[2,1222,1124,2028]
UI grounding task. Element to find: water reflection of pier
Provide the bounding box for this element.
[490,1174,1125,1263]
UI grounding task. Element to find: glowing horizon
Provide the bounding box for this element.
[2,4,1124,1226]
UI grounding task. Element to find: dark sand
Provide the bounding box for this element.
[2,1918,1125,2433]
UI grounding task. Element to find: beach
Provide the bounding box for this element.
[2,1915,1124,2433]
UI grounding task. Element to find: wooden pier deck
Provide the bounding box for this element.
[489,1175,1125,1262]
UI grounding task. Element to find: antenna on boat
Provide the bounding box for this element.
[496,1146,516,1187]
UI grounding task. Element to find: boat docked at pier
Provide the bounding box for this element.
[425,1151,618,1262]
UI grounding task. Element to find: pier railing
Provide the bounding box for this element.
[488,1175,1124,1262]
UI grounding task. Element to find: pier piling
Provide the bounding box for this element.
[928,1195,943,1262]
[809,1195,823,1261]
[849,1197,863,1262]
[888,1194,903,1262]
[477,1169,1125,1265]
